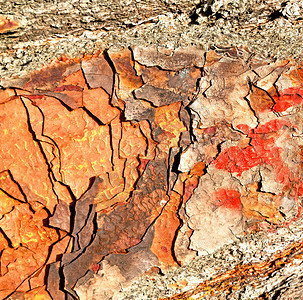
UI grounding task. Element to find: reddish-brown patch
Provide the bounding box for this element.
[138,158,150,175]
[183,175,199,203]
[213,189,242,211]
[150,191,182,267]
[91,263,100,273]
[0,16,19,33]
[249,85,274,113]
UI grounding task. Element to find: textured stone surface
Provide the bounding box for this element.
[1,0,303,82]
[0,45,303,299]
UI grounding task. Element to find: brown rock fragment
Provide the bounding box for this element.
[134,65,200,106]
[248,84,274,113]
[62,157,169,297]
[23,58,80,91]
[109,49,143,99]
[135,84,185,106]
[124,96,155,121]
[81,54,114,93]
[47,262,66,300]
[17,58,86,109]
[132,46,205,70]
[52,69,86,108]
[75,224,160,300]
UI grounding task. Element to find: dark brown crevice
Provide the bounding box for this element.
[171,148,182,175]
[121,157,127,194]
[184,106,197,143]
[80,106,105,126]
[170,197,184,267]
[244,81,260,126]
[0,227,14,249]
[0,169,28,203]
[24,97,65,182]
[103,50,117,101]
[108,123,115,172]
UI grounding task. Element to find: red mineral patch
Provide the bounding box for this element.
[214,120,294,185]
[212,189,242,211]
[273,87,303,112]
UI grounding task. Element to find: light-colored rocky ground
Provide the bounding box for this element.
[1,0,303,78]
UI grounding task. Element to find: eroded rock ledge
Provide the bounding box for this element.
[0,44,303,299]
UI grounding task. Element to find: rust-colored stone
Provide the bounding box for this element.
[0,170,26,202]
[0,97,58,212]
[24,95,112,198]
[24,286,53,300]
[241,182,284,224]
[0,197,59,298]
[150,191,182,267]
[0,88,16,103]
[109,49,143,99]
[83,86,120,124]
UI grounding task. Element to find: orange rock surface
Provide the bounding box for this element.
[0,47,302,299]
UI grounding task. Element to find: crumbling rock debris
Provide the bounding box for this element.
[0,45,303,299]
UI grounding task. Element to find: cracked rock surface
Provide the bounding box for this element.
[1,0,303,79]
[0,44,303,299]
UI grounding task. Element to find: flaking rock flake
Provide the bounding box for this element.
[0,46,303,299]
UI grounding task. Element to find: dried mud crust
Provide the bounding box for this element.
[1,0,303,78]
